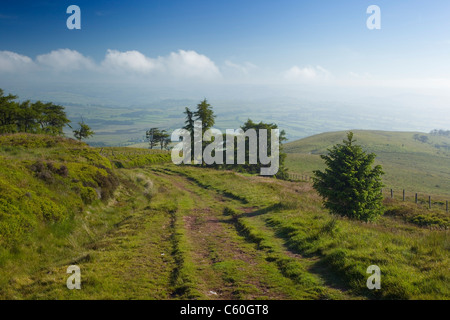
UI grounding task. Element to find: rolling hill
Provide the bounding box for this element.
[284,130,450,198]
[0,133,448,300]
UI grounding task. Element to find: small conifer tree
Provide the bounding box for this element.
[313,132,384,221]
[73,121,94,141]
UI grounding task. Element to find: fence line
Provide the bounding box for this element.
[288,172,449,212]
[288,173,313,182]
[382,188,449,212]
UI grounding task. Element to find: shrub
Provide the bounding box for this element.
[56,165,69,177]
[93,168,119,201]
[30,161,55,183]
[37,199,65,221]
[81,186,98,204]
[36,170,54,183]
[313,132,384,222]
[29,161,45,173]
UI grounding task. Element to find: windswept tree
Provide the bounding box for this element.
[183,99,216,163]
[0,89,19,134]
[237,119,288,178]
[146,128,171,150]
[183,107,195,137]
[17,101,39,133]
[158,130,170,150]
[193,99,215,134]
[73,120,94,141]
[0,89,71,135]
[146,127,161,149]
[313,132,384,222]
[38,102,71,135]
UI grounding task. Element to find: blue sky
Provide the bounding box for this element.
[1,0,450,99]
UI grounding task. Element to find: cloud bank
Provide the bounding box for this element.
[102,49,159,73]
[283,65,331,81]
[0,51,35,72]
[2,48,450,97]
[36,49,96,71]
[0,48,222,81]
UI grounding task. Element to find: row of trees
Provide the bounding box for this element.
[0,89,70,135]
[156,99,288,178]
[171,100,385,221]
[430,129,450,137]
[0,89,94,141]
[146,128,171,150]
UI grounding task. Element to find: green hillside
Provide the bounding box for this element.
[0,134,117,247]
[0,134,171,294]
[0,134,448,300]
[285,130,450,198]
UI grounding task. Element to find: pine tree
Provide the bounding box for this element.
[193,99,215,133]
[73,121,94,141]
[158,130,170,150]
[240,119,288,178]
[183,99,216,164]
[194,99,216,166]
[0,89,18,133]
[313,132,384,221]
[183,107,195,136]
[0,89,71,135]
[146,127,161,149]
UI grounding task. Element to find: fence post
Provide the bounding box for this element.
[429,196,431,209]
[446,200,448,213]
[415,193,418,204]
[391,189,393,199]
[403,189,405,201]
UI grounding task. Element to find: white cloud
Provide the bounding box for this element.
[163,50,221,79]
[0,51,34,72]
[102,49,158,73]
[284,65,331,81]
[101,49,221,80]
[36,49,95,71]
[223,60,257,75]
[0,48,222,83]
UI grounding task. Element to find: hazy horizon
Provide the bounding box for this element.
[1,0,450,144]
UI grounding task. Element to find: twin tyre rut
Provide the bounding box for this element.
[151,169,289,299]
[150,169,351,300]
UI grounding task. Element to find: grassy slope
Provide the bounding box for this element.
[98,147,171,168]
[0,134,171,298]
[0,134,448,300]
[166,166,449,299]
[284,130,450,198]
[0,133,116,249]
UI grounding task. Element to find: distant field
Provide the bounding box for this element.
[59,97,450,147]
[285,130,450,198]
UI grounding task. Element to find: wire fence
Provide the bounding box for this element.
[288,172,449,212]
[381,188,449,212]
